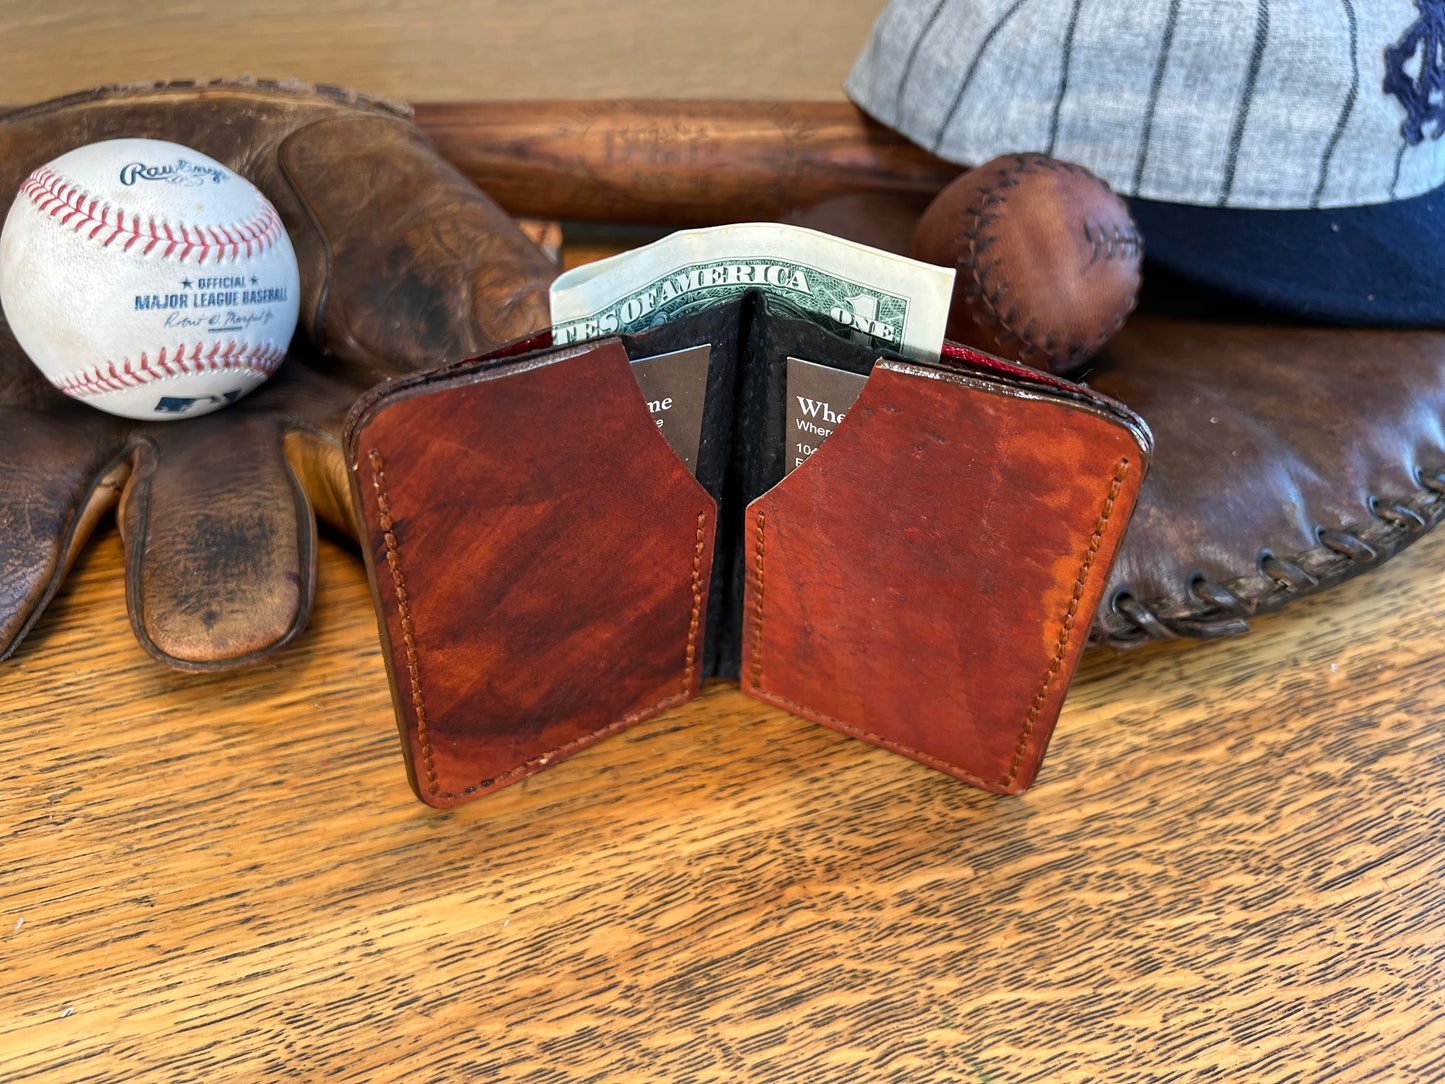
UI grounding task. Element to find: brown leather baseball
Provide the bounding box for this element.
[910,153,1141,375]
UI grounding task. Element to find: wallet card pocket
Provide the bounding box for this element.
[350,340,718,807]
[740,358,1144,793]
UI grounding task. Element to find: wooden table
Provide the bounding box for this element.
[3,417,1443,1079]
[1,4,1443,1076]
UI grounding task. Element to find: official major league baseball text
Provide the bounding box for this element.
[0,138,300,419]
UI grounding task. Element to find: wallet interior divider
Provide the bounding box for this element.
[346,293,1150,808]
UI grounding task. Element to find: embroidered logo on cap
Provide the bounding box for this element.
[1384,0,1445,145]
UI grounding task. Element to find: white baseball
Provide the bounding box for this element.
[0,138,300,420]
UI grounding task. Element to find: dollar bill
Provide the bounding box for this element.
[550,222,954,361]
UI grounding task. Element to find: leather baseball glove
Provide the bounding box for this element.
[0,79,556,670]
[1089,314,1445,647]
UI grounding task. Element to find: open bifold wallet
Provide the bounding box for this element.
[345,293,1151,808]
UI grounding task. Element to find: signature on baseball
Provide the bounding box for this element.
[119,159,228,187]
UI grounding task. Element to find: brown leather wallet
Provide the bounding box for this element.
[345,295,1151,807]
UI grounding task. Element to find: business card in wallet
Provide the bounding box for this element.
[346,295,1150,807]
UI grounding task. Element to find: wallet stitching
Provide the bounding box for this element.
[450,690,696,799]
[743,502,1027,790]
[747,460,1128,790]
[368,449,442,798]
[755,687,999,789]
[372,452,711,801]
[1002,457,1130,786]
[683,512,707,693]
[749,510,766,686]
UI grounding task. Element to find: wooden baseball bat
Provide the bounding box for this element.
[411,100,961,226]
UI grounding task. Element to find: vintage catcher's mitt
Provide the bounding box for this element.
[0,79,555,669]
[1089,314,1445,647]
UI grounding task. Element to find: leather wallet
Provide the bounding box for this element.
[345,294,1151,807]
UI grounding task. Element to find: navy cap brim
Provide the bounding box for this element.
[1127,186,1445,328]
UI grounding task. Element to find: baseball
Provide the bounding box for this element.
[0,138,299,420]
[910,153,1141,376]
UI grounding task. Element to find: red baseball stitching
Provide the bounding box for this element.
[54,340,285,398]
[20,166,284,263]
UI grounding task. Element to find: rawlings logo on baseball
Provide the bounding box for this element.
[118,158,229,187]
[0,138,300,420]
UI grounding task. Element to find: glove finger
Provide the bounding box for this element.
[282,426,357,541]
[118,413,316,670]
[0,406,128,660]
[234,345,368,543]
[278,112,556,380]
[257,348,367,542]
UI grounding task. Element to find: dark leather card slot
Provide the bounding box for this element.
[740,359,1145,793]
[349,340,717,807]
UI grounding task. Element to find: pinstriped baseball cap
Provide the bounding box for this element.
[846,0,1445,324]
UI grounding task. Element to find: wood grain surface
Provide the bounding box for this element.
[0,2,882,104]
[1,5,1443,1079]
[2,459,1443,1080]
[411,101,960,226]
